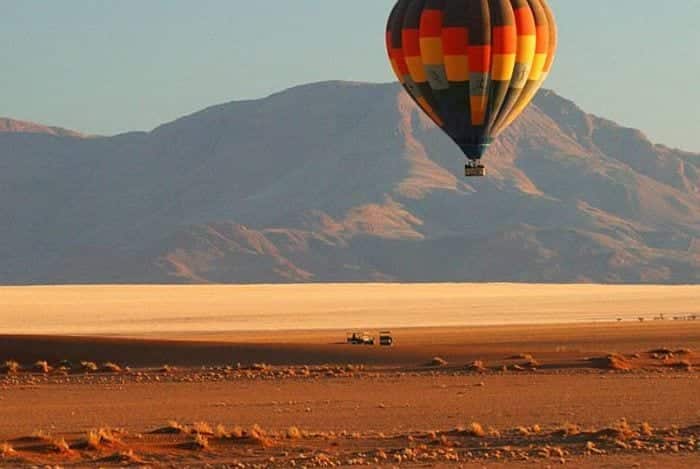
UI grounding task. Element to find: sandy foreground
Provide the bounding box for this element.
[1,284,699,467]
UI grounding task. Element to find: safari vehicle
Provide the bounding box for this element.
[346,331,375,345]
[379,331,394,347]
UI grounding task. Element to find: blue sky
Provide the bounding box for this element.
[2,1,698,152]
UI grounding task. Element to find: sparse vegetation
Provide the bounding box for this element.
[554,423,581,437]
[49,437,72,454]
[0,442,17,458]
[80,361,98,372]
[192,433,209,450]
[523,358,540,369]
[214,424,230,439]
[177,432,210,451]
[649,348,674,355]
[2,360,20,374]
[640,422,654,436]
[98,449,145,464]
[457,422,486,438]
[33,360,50,373]
[467,360,486,372]
[509,353,534,361]
[1,419,699,465]
[428,357,448,367]
[589,354,632,371]
[152,420,189,434]
[247,424,274,447]
[191,421,214,435]
[286,426,302,439]
[80,428,121,450]
[100,362,122,373]
[594,419,637,441]
[518,424,542,436]
[29,430,52,442]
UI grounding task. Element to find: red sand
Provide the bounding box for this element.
[1,322,699,467]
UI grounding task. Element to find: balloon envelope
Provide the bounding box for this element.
[386,0,557,161]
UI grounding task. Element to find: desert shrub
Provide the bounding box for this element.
[286,426,302,439]
[100,362,122,373]
[191,422,214,435]
[2,361,20,374]
[80,361,98,372]
[461,422,486,438]
[428,357,448,367]
[0,442,17,458]
[33,361,51,373]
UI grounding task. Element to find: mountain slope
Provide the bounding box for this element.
[0,118,84,138]
[0,82,697,284]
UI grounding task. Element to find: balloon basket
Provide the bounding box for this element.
[465,164,487,177]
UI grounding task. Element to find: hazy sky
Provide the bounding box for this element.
[2,1,698,152]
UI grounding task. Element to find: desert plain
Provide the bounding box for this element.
[0,283,699,468]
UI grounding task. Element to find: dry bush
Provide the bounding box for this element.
[80,361,98,372]
[553,423,581,437]
[33,361,51,373]
[649,348,674,355]
[249,424,266,439]
[286,426,302,439]
[98,449,145,464]
[251,363,271,371]
[517,426,531,436]
[248,424,274,447]
[523,358,540,369]
[192,433,209,450]
[229,426,244,439]
[159,364,175,373]
[460,422,486,438]
[29,430,52,442]
[468,360,487,372]
[81,428,121,450]
[517,424,542,436]
[191,422,214,435]
[509,353,534,360]
[151,420,190,434]
[594,419,637,441]
[49,437,72,454]
[178,433,209,451]
[214,424,230,439]
[589,354,632,371]
[0,442,17,458]
[2,361,20,374]
[428,357,448,367]
[100,362,122,373]
[84,431,101,450]
[640,422,654,437]
[586,441,605,455]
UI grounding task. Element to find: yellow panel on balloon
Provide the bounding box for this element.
[419,37,444,65]
[444,55,469,82]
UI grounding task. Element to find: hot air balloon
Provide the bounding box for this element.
[386,0,557,177]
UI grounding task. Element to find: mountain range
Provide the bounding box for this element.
[1,81,698,284]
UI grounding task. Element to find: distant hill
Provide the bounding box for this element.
[0,82,697,284]
[0,117,84,138]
